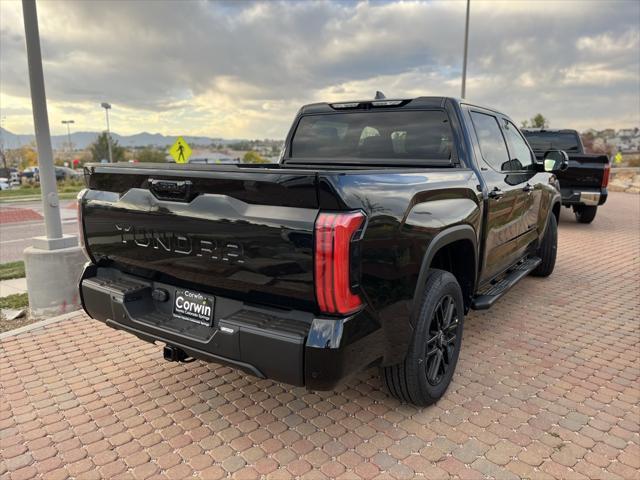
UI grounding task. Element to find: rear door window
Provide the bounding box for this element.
[502,120,535,171]
[470,111,510,172]
[289,110,454,163]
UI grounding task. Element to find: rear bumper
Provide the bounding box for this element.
[561,188,607,207]
[79,265,382,390]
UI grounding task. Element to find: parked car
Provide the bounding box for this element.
[9,170,21,186]
[522,129,609,223]
[78,96,566,406]
[0,168,20,187]
[55,166,83,180]
[21,166,39,181]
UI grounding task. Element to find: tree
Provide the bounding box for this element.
[243,151,268,164]
[90,132,125,163]
[6,145,39,170]
[521,114,549,129]
[136,147,167,163]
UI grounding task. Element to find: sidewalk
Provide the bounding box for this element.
[0,277,27,296]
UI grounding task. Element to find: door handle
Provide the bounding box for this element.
[488,187,504,199]
[523,183,534,193]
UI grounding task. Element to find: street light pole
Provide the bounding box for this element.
[61,119,74,153]
[461,0,471,99]
[22,0,64,242]
[22,0,84,319]
[101,102,113,163]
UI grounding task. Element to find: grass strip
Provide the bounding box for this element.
[0,293,29,310]
[0,261,25,281]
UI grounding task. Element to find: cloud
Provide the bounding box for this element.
[1,0,638,138]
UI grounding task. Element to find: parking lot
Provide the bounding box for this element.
[1,192,638,480]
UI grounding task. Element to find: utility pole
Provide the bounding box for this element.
[101,102,113,163]
[22,0,84,318]
[61,119,74,153]
[461,0,470,99]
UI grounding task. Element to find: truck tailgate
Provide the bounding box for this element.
[558,153,609,189]
[81,165,320,310]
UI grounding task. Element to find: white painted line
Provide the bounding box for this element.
[0,310,83,340]
[0,238,36,245]
[0,219,77,230]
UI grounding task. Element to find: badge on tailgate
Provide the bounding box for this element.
[173,289,214,326]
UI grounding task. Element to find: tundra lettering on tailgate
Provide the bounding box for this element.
[114,223,245,263]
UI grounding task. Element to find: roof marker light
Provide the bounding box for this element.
[330,102,360,109]
[371,100,403,107]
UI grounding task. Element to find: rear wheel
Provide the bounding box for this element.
[573,205,597,224]
[381,269,464,406]
[532,213,557,277]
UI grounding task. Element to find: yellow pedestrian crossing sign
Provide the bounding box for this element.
[169,136,192,163]
[614,151,623,165]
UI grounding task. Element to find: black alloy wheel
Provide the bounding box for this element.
[425,294,459,386]
[381,269,465,406]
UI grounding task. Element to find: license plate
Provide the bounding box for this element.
[173,289,215,326]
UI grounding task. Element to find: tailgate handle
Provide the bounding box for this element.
[149,179,193,201]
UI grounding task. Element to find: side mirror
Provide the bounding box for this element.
[543,150,569,172]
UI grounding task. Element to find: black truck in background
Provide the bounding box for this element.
[78,97,568,406]
[522,129,610,223]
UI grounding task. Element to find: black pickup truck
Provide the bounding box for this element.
[78,97,567,406]
[522,129,610,223]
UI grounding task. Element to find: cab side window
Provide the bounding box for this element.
[470,111,509,172]
[502,120,535,171]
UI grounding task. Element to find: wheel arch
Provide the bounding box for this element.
[540,199,562,239]
[412,225,478,317]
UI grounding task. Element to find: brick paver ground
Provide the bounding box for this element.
[0,207,43,224]
[1,192,639,480]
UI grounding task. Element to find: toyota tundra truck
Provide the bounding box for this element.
[522,128,610,223]
[78,97,566,406]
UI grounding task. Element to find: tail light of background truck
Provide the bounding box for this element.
[314,211,366,315]
[602,161,610,189]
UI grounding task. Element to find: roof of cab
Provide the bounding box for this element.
[521,128,579,134]
[298,96,512,119]
[299,96,450,114]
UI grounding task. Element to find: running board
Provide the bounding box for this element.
[471,257,541,310]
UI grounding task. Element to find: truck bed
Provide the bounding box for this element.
[81,162,459,310]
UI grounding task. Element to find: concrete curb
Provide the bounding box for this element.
[0,310,82,340]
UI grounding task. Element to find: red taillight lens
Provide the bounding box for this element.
[77,189,87,253]
[315,211,365,315]
[602,162,610,188]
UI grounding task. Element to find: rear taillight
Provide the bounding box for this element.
[602,162,610,188]
[315,211,365,315]
[77,189,88,254]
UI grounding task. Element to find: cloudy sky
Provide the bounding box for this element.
[1,0,639,139]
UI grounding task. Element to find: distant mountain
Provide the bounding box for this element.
[0,127,239,150]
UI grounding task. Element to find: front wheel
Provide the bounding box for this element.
[532,213,557,277]
[574,205,597,224]
[381,269,464,406]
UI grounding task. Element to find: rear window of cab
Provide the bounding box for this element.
[289,110,454,163]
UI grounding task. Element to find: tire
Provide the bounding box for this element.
[381,269,464,406]
[574,205,597,224]
[531,213,557,277]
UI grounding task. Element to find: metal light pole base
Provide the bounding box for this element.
[24,243,87,319]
